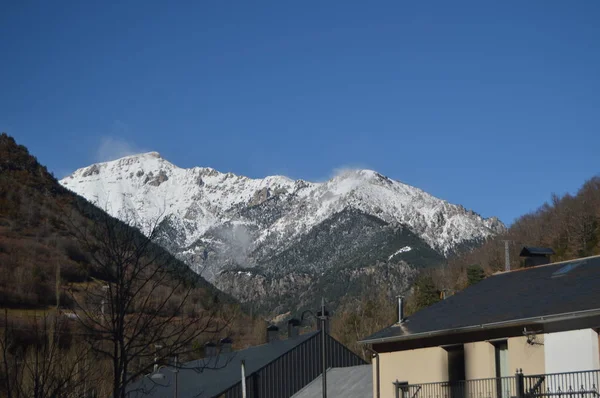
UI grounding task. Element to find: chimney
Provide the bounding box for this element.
[204,342,217,357]
[397,296,405,323]
[220,337,232,353]
[266,325,279,343]
[519,247,555,268]
[287,318,300,339]
[316,309,330,333]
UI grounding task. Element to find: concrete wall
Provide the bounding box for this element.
[508,335,545,375]
[464,341,496,380]
[377,347,449,398]
[544,329,600,373]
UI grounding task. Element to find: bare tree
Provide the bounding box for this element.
[0,310,95,398]
[331,292,396,361]
[65,205,231,398]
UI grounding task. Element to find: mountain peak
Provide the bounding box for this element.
[60,152,504,257]
[59,152,505,314]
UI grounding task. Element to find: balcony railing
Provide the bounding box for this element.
[524,370,600,398]
[395,370,600,398]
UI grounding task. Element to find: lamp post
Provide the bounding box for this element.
[319,298,328,398]
[154,344,163,372]
[150,353,179,398]
[301,298,329,398]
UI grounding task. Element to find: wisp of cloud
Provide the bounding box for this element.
[96,136,148,163]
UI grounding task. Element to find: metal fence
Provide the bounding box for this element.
[397,376,517,398]
[524,370,600,398]
[397,370,600,398]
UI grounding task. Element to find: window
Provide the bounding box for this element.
[552,261,584,277]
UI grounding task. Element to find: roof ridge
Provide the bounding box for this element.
[180,330,320,368]
[492,253,600,276]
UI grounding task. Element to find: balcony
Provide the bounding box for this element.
[395,370,600,398]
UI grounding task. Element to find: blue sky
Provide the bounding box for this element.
[1,1,598,225]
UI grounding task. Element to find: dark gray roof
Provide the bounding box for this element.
[291,365,372,398]
[127,331,319,398]
[520,246,555,256]
[362,255,600,344]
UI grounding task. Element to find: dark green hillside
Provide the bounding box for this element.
[223,208,445,316]
[259,208,444,276]
[449,175,600,279]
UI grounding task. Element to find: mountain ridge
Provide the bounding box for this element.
[61,152,504,252]
[60,151,505,316]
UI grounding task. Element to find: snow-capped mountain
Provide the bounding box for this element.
[60,152,505,316]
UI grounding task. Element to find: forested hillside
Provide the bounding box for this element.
[448,176,600,284]
[0,133,220,308]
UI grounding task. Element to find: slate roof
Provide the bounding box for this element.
[291,365,372,398]
[361,255,600,344]
[520,246,555,256]
[127,331,319,398]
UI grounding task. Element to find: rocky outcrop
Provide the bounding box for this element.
[147,169,169,186]
[249,187,270,206]
[82,164,100,177]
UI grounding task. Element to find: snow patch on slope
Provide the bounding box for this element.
[388,246,412,261]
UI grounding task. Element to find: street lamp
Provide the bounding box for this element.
[150,355,179,398]
[301,298,329,398]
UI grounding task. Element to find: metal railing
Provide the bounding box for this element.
[396,370,600,398]
[397,376,517,398]
[524,370,600,398]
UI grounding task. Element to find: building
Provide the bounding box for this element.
[291,364,372,398]
[360,254,600,398]
[127,321,365,398]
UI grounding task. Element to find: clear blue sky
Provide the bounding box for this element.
[1,1,599,225]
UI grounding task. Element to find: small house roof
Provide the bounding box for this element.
[520,246,555,256]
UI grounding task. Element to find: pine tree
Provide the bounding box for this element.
[414,274,440,310]
[466,264,485,286]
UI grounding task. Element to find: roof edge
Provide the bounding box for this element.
[493,254,600,276]
[359,307,600,345]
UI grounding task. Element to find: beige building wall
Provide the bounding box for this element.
[464,341,496,380]
[372,334,548,398]
[508,335,545,375]
[376,347,449,398]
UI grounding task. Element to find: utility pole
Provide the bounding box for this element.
[320,297,327,398]
[503,240,511,271]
